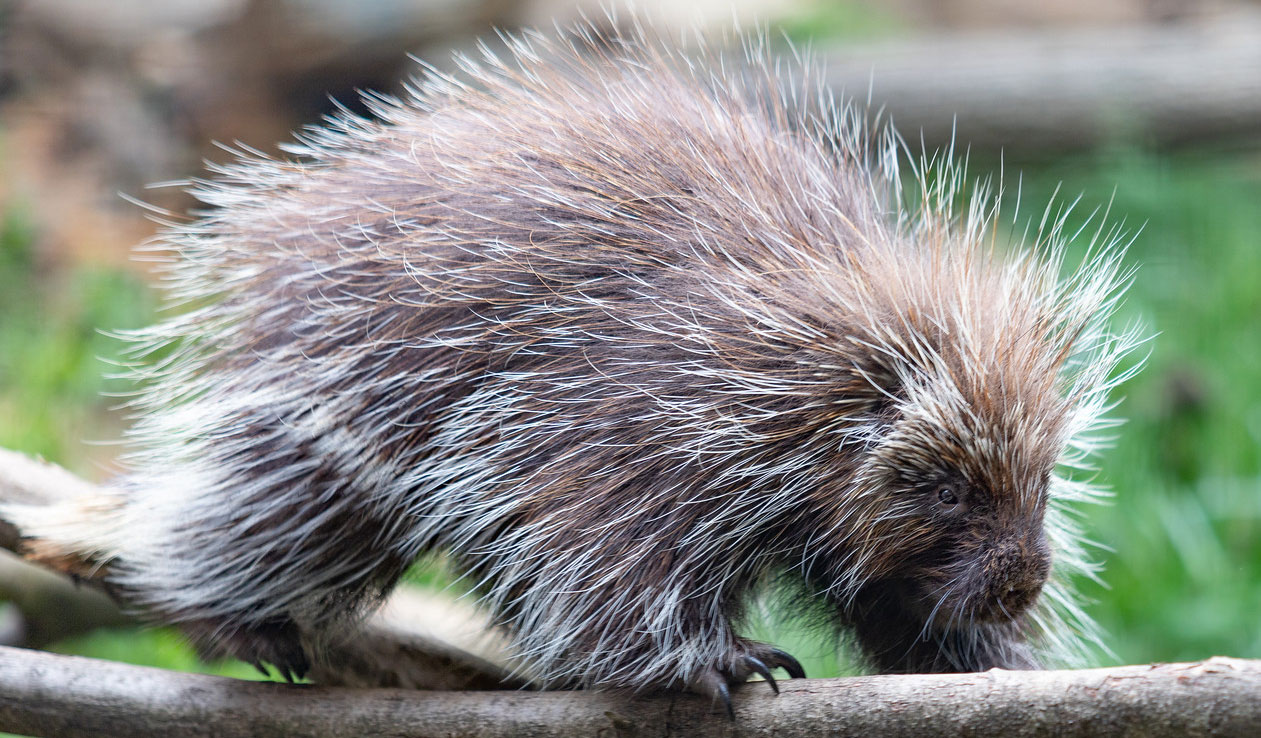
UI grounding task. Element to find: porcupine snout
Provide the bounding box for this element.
[979,535,1052,622]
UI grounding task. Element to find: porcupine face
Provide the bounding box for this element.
[856,374,1064,629]
[903,467,1053,626]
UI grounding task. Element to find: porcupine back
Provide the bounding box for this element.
[93,25,1139,690]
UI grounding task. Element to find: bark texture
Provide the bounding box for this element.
[0,647,1258,738]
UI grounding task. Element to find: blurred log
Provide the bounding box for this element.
[312,586,529,690]
[823,10,1261,153]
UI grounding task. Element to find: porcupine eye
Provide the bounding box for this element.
[936,486,959,506]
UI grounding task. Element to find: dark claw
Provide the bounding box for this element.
[690,643,803,718]
[250,660,271,678]
[744,655,778,694]
[716,679,734,720]
[769,648,807,680]
[692,669,735,720]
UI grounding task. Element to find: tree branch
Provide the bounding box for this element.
[0,646,1257,738]
[0,551,132,648]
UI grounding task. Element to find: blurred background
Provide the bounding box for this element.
[0,0,1259,681]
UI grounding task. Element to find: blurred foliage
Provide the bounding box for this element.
[47,628,269,681]
[1,140,1259,681]
[1016,146,1261,665]
[0,210,154,463]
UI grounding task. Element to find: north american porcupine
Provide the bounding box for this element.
[15,23,1142,706]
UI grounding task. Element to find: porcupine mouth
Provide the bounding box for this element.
[914,572,1045,628]
[907,537,1052,627]
[968,584,1042,625]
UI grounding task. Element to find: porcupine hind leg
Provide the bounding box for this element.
[148,485,415,681]
[843,582,1039,673]
[112,418,419,681]
[181,614,311,682]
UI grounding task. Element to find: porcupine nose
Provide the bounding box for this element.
[988,536,1052,619]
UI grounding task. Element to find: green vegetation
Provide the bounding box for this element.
[1017,146,1261,665]
[1,144,1258,679]
[0,211,154,463]
[48,628,267,681]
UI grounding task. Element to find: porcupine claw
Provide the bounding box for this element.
[767,647,807,679]
[692,641,807,718]
[184,615,310,683]
[744,655,779,694]
[693,670,736,719]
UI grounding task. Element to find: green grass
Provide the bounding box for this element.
[1,144,1259,680]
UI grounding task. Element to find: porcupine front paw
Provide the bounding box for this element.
[184,615,311,682]
[689,639,806,718]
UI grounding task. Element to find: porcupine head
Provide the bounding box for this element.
[1,19,1142,705]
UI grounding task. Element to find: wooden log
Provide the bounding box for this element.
[0,647,1258,738]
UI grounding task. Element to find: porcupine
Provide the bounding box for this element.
[17,24,1141,708]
